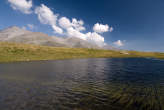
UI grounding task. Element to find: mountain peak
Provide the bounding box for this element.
[6,26,22,31]
[0,26,20,32]
[0,26,30,34]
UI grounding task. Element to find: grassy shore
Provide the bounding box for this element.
[0,42,164,62]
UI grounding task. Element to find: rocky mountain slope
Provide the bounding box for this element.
[0,26,115,49]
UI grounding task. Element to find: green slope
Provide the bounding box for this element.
[0,42,164,62]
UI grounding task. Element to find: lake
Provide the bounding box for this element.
[0,58,164,110]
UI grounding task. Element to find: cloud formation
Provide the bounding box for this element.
[35,4,63,34]
[59,17,72,29]
[86,32,104,46]
[58,17,86,39]
[58,17,105,46]
[52,25,63,34]
[66,27,86,40]
[113,40,124,47]
[59,17,85,31]
[93,23,109,33]
[7,1,116,47]
[8,0,32,14]
[72,18,85,31]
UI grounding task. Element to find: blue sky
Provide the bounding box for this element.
[0,0,164,52]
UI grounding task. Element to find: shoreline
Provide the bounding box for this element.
[0,42,164,63]
[0,56,152,63]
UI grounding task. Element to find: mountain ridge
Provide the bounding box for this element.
[0,26,116,50]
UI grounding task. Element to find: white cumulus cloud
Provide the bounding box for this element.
[72,18,85,31]
[58,17,107,46]
[93,23,109,33]
[52,25,63,34]
[59,17,72,29]
[35,4,63,34]
[113,40,124,47]
[7,1,114,46]
[59,17,85,31]
[8,0,33,14]
[66,27,86,40]
[66,28,105,46]
[86,32,105,46]
[35,4,57,25]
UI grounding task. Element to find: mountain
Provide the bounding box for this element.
[0,26,115,49]
[0,26,68,47]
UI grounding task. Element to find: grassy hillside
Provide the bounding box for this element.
[0,42,164,62]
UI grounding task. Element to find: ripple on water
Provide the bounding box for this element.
[0,58,164,110]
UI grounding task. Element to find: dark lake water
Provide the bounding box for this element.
[0,58,164,110]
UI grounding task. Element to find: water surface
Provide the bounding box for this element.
[0,58,164,110]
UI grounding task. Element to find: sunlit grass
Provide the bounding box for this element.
[0,42,164,62]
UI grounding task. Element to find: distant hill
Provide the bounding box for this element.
[0,26,115,49]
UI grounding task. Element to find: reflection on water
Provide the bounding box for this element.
[0,58,164,110]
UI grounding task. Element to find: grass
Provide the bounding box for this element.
[0,42,164,62]
[71,82,164,110]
